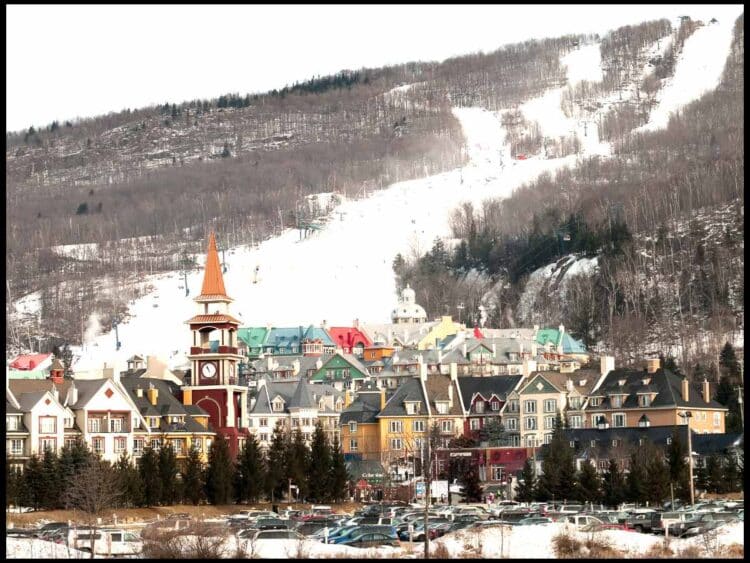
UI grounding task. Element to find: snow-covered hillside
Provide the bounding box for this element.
[14,10,740,373]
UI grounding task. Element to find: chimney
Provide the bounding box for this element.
[462,342,467,357]
[183,388,192,405]
[448,383,454,408]
[681,377,689,403]
[52,385,59,402]
[419,361,428,382]
[67,383,78,406]
[523,359,537,377]
[566,379,574,392]
[147,384,159,406]
[647,358,660,374]
[449,362,458,381]
[702,379,710,404]
[600,356,615,377]
[492,343,497,356]
[267,355,274,371]
[292,359,301,376]
[380,387,386,411]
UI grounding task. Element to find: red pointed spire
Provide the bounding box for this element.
[199,231,227,298]
[473,325,484,339]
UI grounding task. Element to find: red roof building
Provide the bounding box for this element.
[9,353,53,371]
[328,326,372,355]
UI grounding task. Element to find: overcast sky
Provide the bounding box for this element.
[6,4,743,132]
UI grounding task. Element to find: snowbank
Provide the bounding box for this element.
[6,537,89,559]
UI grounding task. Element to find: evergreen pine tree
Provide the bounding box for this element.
[666,429,690,502]
[601,459,626,508]
[576,460,602,504]
[722,454,740,493]
[39,447,60,510]
[21,455,44,510]
[205,434,234,505]
[139,446,162,507]
[626,451,647,504]
[115,452,143,508]
[158,444,180,505]
[6,461,22,509]
[265,422,287,502]
[307,422,332,502]
[643,441,670,505]
[460,464,484,502]
[329,435,350,503]
[286,428,310,501]
[515,458,536,502]
[695,461,709,493]
[235,434,264,504]
[719,342,741,378]
[182,445,205,506]
[705,454,724,494]
[537,414,577,502]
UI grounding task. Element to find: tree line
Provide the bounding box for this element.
[6,422,349,511]
[514,414,743,506]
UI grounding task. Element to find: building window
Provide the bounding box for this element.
[505,417,518,431]
[110,418,124,433]
[589,397,601,407]
[8,439,24,455]
[543,399,557,413]
[612,413,626,428]
[272,400,284,412]
[64,438,77,449]
[569,415,582,429]
[64,417,74,429]
[6,416,19,431]
[544,416,556,430]
[713,412,721,427]
[507,400,519,413]
[491,400,501,411]
[390,438,402,450]
[349,422,357,434]
[258,417,268,427]
[133,438,144,455]
[150,439,161,450]
[92,437,104,454]
[568,397,581,410]
[470,418,481,430]
[39,416,57,434]
[524,435,536,447]
[544,434,553,445]
[524,417,537,430]
[115,437,127,453]
[475,401,485,414]
[389,420,403,433]
[590,440,597,448]
[259,434,268,443]
[149,417,160,429]
[40,438,57,453]
[88,418,101,433]
[598,460,609,471]
[491,466,504,480]
[510,435,520,447]
[349,439,358,452]
[435,402,449,414]
[172,439,185,455]
[413,420,425,432]
[612,439,621,447]
[440,420,453,433]
[638,395,651,407]
[610,395,623,408]
[524,400,537,414]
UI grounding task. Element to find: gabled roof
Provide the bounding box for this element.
[535,328,587,354]
[423,374,463,416]
[340,392,382,424]
[8,378,108,408]
[519,373,564,395]
[120,376,198,429]
[310,353,369,381]
[328,327,372,349]
[457,375,523,411]
[238,327,270,348]
[592,368,726,410]
[289,380,317,409]
[378,378,427,417]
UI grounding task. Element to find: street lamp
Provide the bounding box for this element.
[678,411,694,506]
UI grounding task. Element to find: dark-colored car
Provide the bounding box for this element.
[295,519,339,536]
[255,518,291,530]
[672,512,740,537]
[337,529,399,548]
[36,523,69,539]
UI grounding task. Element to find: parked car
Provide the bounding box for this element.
[670,512,739,537]
[229,510,276,522]
[516,516,553,526]
[7,528,38,538]
[650,512,690,535]
[580,522,633,533]
[251,529,306,541]
[625,512,653,532]
[558,515,604,527]
[338,528,399,548]
[255,517,291,530]
[69,528,143,556]
[295,519,339,536]
[35,522,69,539]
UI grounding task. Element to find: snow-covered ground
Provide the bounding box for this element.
[638,15,740,132]
[7,522,743,559]
[13,16,739,372]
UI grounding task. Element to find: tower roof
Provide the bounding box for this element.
[197,232,230,301]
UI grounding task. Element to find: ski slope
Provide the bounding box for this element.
[34,18,739,373]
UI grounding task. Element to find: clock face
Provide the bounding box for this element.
[201,362,217,378]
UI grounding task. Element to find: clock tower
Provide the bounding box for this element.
[184,231,248,457]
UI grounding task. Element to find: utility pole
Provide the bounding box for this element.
[457,303,465,325]
[679,411,695,506]
[423,425,431,560]
[735,386,744,430]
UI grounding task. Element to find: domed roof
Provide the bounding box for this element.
[402,283,416,303]
[391,284,427,322]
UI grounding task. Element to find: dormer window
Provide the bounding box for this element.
[642,377,651,386]
[475,401,485,414]
[638,394,652,407]
[272,399,284,412]
[610,395,623,408]
[589,397,601,407]
[405,402,421,415]
[335,400,343,412]
[618,379,626,387]
[435,402,449,415]
[491,400,500,411]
